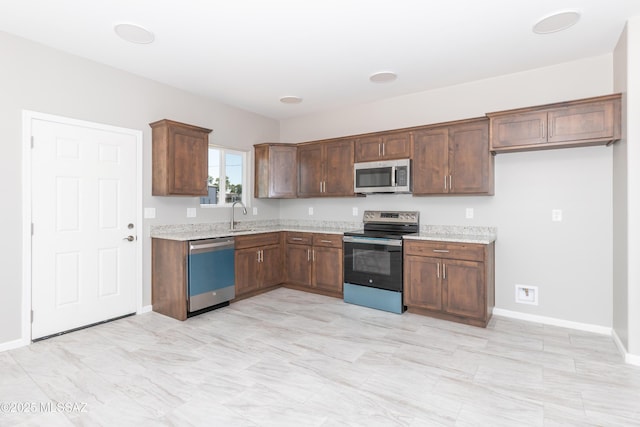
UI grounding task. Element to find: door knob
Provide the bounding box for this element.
[123,235,135,242]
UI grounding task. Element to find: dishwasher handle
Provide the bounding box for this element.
[189,238,235,254]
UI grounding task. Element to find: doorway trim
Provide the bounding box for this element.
[21,110,144,346]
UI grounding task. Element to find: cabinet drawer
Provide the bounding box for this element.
[235,232,281,249]
[404,240,485,261]
[312,233,343,248]
[286,232,313,245]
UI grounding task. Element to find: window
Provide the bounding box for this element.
[200,146,248,207]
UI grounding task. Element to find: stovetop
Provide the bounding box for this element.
[344,210,420,240]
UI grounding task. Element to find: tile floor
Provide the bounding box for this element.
[1,288,640,426]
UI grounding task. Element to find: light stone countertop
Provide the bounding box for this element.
[151,220,496,244]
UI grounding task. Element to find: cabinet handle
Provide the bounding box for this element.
[443,263,447,280]
[320,239,333,243]
[444,176,447,191]
[382,142,385,156]
[256,250,260,262]
[449,175,452,190]
[291,237,303,241]
[312,249,316,262]
[432,249,450,253]
[260,250,264,263]
[378,143,381,157]
[541,122,546,139]
[437,262,440,279]
[548,120,553,138]
[307,249,311,261]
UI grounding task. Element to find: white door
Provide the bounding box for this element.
[30,117,138,339]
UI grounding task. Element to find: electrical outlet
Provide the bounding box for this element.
[308,207,314,216]
[352,207,358,216]
[187,208,196,218]
[552,209,562,222]
[465,208,474,219]
[253,207,258,215]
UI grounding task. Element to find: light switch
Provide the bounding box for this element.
[253,207,258,215]
[465,208,474,219]
[144,207,156,219]
[352,207,359,217]
[187,208,196,218]
[308,207,314,216]
[552,209,562,222]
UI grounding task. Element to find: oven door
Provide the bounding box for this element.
[343,236,403,292]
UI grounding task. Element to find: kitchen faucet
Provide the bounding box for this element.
[230,200,247,231]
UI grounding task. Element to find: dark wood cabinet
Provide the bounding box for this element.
[150,119,212,196]
[152,238,189,320]
[234,232,283,299]
[355,131,412,162]
[488,94,622,153]
[298,139,354,197]
[413,118,493,195]
[404,239,494,327]
[284,232,343,297]
[254,143,297,198]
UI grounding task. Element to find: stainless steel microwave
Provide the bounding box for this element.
[354,158,411,194]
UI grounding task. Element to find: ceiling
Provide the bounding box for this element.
[1,0,639,120]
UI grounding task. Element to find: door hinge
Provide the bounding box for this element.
[31,310,34,323]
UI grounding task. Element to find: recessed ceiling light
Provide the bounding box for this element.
[369,71,397,83]
[280,96,303,104]
[114,23,155,44]
[533,11,580,34]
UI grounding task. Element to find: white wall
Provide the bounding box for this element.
[0,31,280,346]
[613,24,629,349]
[280,55,615,327]
[613,17,640,357]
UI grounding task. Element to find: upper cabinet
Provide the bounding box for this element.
[487,94,622,153]
[254,143,297,199]
[150,119,212,196]
[413,118,493,196]
[298,139,354,197]
[355,131,413,162]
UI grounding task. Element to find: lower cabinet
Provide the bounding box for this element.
[403,239,495,327]
[284,232,343,297]
[152,238,189,320]
[234,232,283,299]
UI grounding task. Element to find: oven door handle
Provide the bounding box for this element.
[342,236,403,247]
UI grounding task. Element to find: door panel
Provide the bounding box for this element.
[404,255,441,310]
[31,118,138,339]
[412,128,448,194]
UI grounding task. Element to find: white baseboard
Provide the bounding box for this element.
[0,337,29,353]
[612,329,640,367]
[492,308,612,335]
[137,305,153,314]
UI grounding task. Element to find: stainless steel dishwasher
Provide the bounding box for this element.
[187,237,235,316]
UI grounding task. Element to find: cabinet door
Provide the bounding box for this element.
[169,127,209,195]
[324,140,354,197]
[312,246,343,294]
[261,245,283,288]
[254,144,297,198]
[354,135,382,162]
[285,244,312,287]
[297,143,324,197]
[489,111,548,150]
[235,248,260,297]
[442,259,485,320]
[403,255,442,311]
[381,133,412,160]
[412,128,449,195]
[449,120,493,195]
[547,101,617,144]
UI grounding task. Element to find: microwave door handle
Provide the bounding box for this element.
[392,167,397,187]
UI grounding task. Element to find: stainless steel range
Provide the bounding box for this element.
[343,210,419,314]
